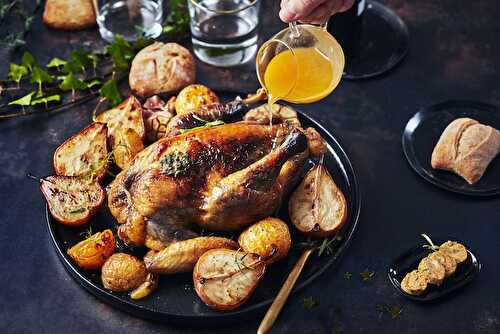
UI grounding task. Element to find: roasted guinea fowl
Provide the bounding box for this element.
[108,99,320,249]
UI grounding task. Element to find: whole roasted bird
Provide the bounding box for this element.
[108,99,325,250]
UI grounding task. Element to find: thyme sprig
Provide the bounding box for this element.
[421,234,440,251]
[296,235,342,257]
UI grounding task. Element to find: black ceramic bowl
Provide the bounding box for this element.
[403,100,500,196]
[46,107,361,324]
[388,239,481,302]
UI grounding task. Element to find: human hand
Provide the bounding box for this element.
[279,0,355,24]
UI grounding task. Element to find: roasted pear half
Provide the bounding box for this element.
[95,96,145,169]
[53,122,108,182]
[145,237,238,274]
[193,249,265,311]
[289,165,348,238]
[40,175,105,226]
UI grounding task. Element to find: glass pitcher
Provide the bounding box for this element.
[256,22,345,104]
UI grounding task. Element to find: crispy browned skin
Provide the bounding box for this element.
[108,122,308,247]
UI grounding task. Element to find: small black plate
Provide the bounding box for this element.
[402,100,500,196]
[342,1,409,80]
[45,107,361,324]
[388,240,481,302]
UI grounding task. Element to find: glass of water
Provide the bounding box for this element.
[95,0,163,42]
[188,0,261,67]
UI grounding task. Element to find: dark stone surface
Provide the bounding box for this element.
[1,0,500,333]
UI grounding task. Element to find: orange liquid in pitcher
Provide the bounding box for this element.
[264,47,340,104]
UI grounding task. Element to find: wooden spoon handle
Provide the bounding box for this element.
[257,248,314,334]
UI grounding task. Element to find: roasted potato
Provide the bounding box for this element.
[95,96,145,169]
[53,122,108,182]
[289,165,347,238]
[67,229,116,269]
[145,237,238,274]
[193,249,265,311]
[174,84,219,115]
[130,273,158,300]
[101,253,148,292]
[40,175,105,226]
[238,218,291,264]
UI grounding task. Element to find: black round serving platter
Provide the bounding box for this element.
[46,108,361,324]
[402,100,500,197]
[341,1,409,80]
[388,239,481,302]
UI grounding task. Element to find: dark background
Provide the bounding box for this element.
[1,0,499,333]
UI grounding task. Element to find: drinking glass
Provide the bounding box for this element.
[95,0,163,42]
[188,0,261,67]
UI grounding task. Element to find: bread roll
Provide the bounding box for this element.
[431,118,500,184]
[129,42,196,97]
[43,0,96,30]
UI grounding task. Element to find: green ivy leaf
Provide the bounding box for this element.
[8,91,35,106]
[31,94,61,108]
[70,50,94,72]
[30,66,54,96]
[133,36,154,51]
[59,73,88,96]
[105,35,134,72]
[8,63,28,84]
[21,51,36,71]
[99,79,122,106]
[86,79,101,89]
[46,57,67,69]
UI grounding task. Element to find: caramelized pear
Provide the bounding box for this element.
[53,122,108,182]
[193,249,265,311]
[40,175,105,226]
[289,165,347,237]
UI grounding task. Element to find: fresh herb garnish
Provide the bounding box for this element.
[160,152,191,177]
[343,272,352,280]
[179,115,225,134]
[296,236,338,257]
[360,270,375,281]
[421,233,440,251]
[302,296,319,310]
[70,208,86,214]
[80,225,93,239]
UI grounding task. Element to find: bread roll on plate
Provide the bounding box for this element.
[431,118,500,184]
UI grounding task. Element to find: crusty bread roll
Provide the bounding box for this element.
[431,118,500,184]
[129,42,196,97]
[43,0,96,30]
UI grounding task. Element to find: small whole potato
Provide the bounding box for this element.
[67,229,116,270]
[238,218,291,264]
[101,253,147,292]
[174,84,219,115]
